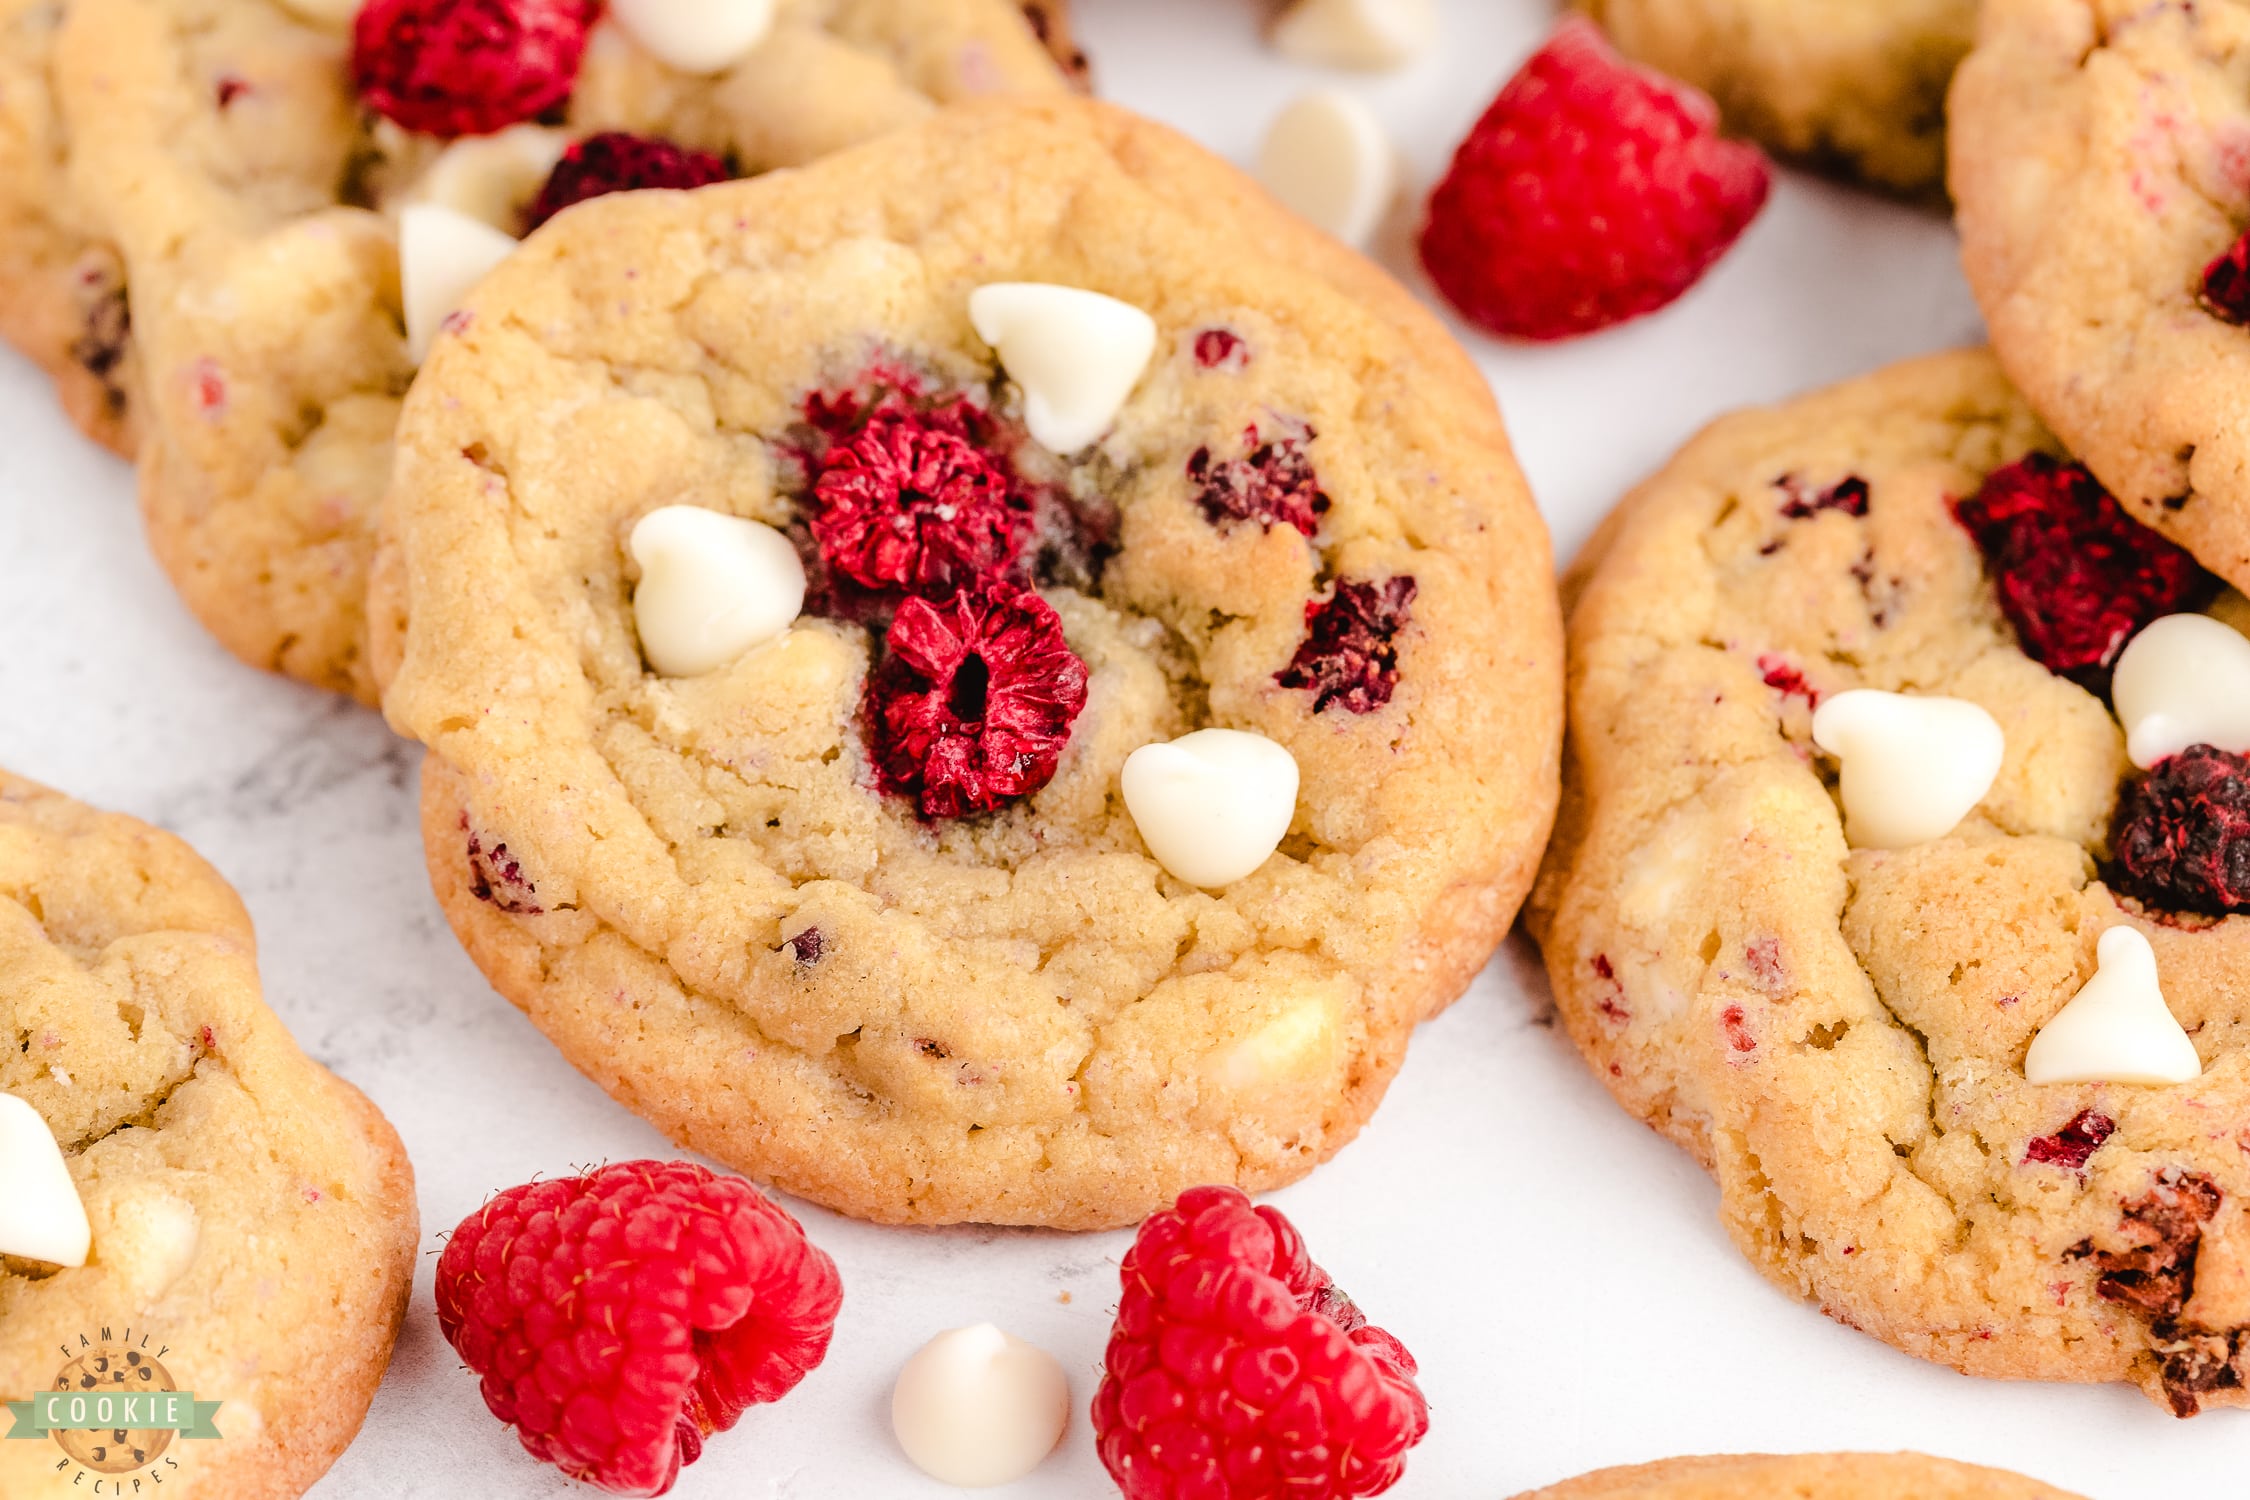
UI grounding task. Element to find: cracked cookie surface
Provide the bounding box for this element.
[0,771,417,1499]
[372,98,1563,1229]
[49,0,1070,702]
[1508,1452,2084,1499]
[1530,350,2250,1414]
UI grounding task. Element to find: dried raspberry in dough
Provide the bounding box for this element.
[811,415,1024,598]
[353,0,595,139]
[525,132,730,232]
[1275,576,1416,714]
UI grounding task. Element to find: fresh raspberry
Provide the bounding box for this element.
[1093,1186,1428,1500]
[2110,744,2250,916]
[810,414,1025,598]
[1952,453,2210,692]
[867,584,1088,818]
[1189,427,1328,537]
[1777,474,1869,520]
[352,0,595,139]
[1418,19,1770,340]
[2024,1109,2116,1172]
[1275,577,1417,715]
[525,132,731,232]
[2202,230,2250,325]
[435,1161,842,1497]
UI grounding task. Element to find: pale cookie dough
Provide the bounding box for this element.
[1581,0,1976,196]
[0,771,417,1499]
[1530,350,2250,1415]
[49,0,1071,703]
[372,98,1564,1229]
[1508,1453,2086,1499]
[1952,0,2250,591]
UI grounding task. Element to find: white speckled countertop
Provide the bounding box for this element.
[2,2,2234,1494]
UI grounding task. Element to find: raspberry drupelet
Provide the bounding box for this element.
[353,0,596,139]
[1094,1186,1429,1500]
[1275,577,1417,715]
[526,132,731,232]
[434,1161,842,1497]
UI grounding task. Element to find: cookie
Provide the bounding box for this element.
[1508,1453,2085,1499]
[48,0,1072,704]
[0,0,136,453]
[1580,0,1975,196]
[370,96,1564,1230]
[1952,0,2250,592]
[1530,349,2250,1415]
[0,771,417,1498]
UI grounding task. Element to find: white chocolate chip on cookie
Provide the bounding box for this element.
[400,204,520,364]
[1122,729,1300,888]
[97,1184,201,1300]
[0,1092,92,1267]
[2112,614,2250,770]
[611,0,777,76]
[1271,0,1438,72]
[891,1324,1069,1487]
[629,506,806,677]
[1256,91,1399,250]
[2025,927,2202,1087]
[1810,689,2004,850]
[968,282,1157,455]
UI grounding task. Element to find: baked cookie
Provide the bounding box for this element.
[371,97,1563,1229]
[0,771,417,1498]
[1531,349,2250,1415]
[1508,1453,2085,1499]
[48,0,1071,704]
[1952,0,2250,592]
[0,0,136,453]
[1580,0,1976,196]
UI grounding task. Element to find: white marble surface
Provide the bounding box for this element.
[0,1,2237,1495]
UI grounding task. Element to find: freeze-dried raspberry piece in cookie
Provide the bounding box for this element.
[525,132,731,232]
[353,0,596,138]
[373,99,1562,1229]
[1531,349,2250,1414]
[1094,1186,1428,1500]
[436,1161,841,1496]
[1420,19,1769,340]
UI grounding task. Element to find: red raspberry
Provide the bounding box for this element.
[1189,426,1328,537]
[2202,230,2250,325]
[2110,744,2250,916]
[1275,576,1417,715]
[1418,19,1770,340]
[434,1161,842,1497]
[811,414,1025,598]
[1093,1186,1428,1500]
[2023,1109,2116,1172]
[525,132,731,232]
[352,0,595,139]
[1952,454,2210,692]
[867,583,1088,818]
[1776,473,1869,520]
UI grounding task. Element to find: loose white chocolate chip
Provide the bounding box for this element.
[2025,927,2202,1086]
[406,126,571,233]
[891,1324,1069,1488]
[399,203,520,364]
[2111,613,2250,769]
[629,506,806,677]
[274,0,360,26]
[1256,90,1400,250]
[1271,0,1439,71]
[611,0,776,74]
[0,1092,91,1267]
[1122,729,1300,888]
[967,282,1157,455]
[1810,689,2004,851]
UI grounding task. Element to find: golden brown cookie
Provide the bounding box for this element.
[1532,349,2250,1415]
[1509,1452,2086,1499]
[372,97,1564,1229]
[0,771,417,1498]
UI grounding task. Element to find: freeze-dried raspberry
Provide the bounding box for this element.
[1189,427,1328,536]
[2202,230,2250,325]
[2070,1172,2223,1323]
[1777,473,1869,519]
[2110,744,2250,916]
[2024,1110,2116,1172]
[867,584,1088,818]
[1275,577,1417,714]
[1193,328,1248,371]
[463,815,540,915]
[524,131,730,232]
[1952,454,2210,692]
[352,0,594,139]
[810,415,1024,598]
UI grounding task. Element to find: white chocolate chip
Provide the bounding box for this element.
[610,0,776,75]
[1211,996,1338,1090]
[2025,927,2202,1086]
[891,1324,1069,1488]
[273,0,360,26]
[399,203,520,364]
[1270,0,1439,71]
[1121,729,1299,888]
[405,126,571,234]
[99,1186,200,1300]
[968,283,1157,455]
[2111,613,2250,769]
[1255,90,1400,250]
[1810,689,2004,851]
[0,1093,91,1267]
[629,506,805,677]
